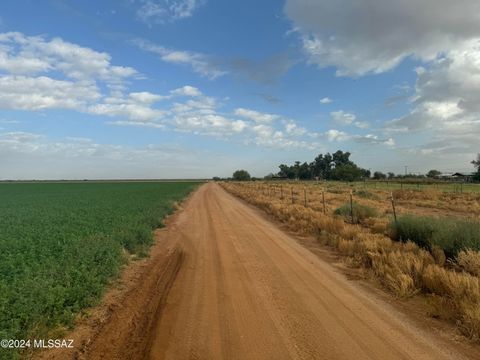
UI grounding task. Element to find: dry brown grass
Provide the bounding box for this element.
[458,250,480,277]
[222,181,480,340]
[431,246,447,266]
[423,265,480,339]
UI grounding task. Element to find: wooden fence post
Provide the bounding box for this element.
[322,190,326,214]
[390,192,397,224]
[349,190,354,224]
[304,187,307,207]
[291,187,294,204]
[280,185,283,200]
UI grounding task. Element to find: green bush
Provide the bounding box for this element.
[334,201,378,223]
[389,215,480,258]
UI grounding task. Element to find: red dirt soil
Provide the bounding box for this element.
[38,183,480,359]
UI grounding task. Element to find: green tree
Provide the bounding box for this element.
[275,150,369,181]
[232,170,251,181]
[331,164,365,182]
[278,164,295,179]
[387,172,395,179]
[426,169,441,178]
[298,162,312,179]
[373,171,387,180]
[311,150,355,180]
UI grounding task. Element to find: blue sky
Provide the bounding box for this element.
[0,0,479,179]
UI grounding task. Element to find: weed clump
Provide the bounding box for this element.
[334,202,378,224]
[389,215,480,258]
[457,250,480,277]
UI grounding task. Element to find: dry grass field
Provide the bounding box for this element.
[221,181,480,341]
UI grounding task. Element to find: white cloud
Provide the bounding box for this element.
[283,0,480,169]
[0,32,141,113]
[119,86,201,108]
[284,120,307,136]
[234,108,280,124]
[88,102,165,122]
[331,110,369,128]
[165,92,249,137]
[325,129,350,142]
[173,113,247,136]
[107,120,166,129]
[324,129,394,147]
[0,75,100,110]
[170,85,202,97]
[103,91,320,149]
[331,110,355,125]
[320,97,332,104]
[249,124,317,149]
[385,39,480,160]
[133,38,225,79]
[136,0,205,25]
[0,32,215,130]
[285,0,480,76]
[170,95,216,115]
[354,121,370,129]
[128,92,167,104]
[0,32,137,83]
[0,31,390,159]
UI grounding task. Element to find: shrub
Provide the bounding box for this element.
[334,201,378,223]
[389,215,436,250]
[389,215,480,258]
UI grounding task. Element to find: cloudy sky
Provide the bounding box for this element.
[0,0,479,179]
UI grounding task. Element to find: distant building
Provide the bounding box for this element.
[434,172,475,182]
[436,173,454,180]
[452,172,476,182]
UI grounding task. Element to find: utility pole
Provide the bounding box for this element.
[404,166,408,176]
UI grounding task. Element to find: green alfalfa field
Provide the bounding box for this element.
[0,181,200,357]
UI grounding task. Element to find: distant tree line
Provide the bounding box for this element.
[274,150,370,182]
[214,152,480,183]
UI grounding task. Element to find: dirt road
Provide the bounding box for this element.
[47,183,478,359]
